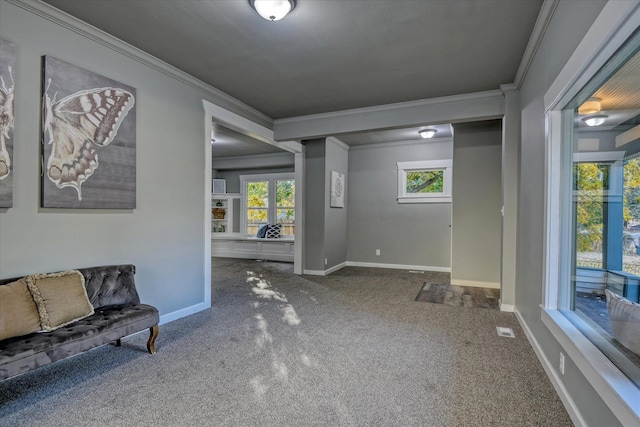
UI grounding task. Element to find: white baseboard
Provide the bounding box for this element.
[345,261,451,273]
[159,302,209,325]
[303,262,347,276]
[326,262,347,274]
[500,303,515,312]
[514,309,586,427]
[450,279,500,289]
[211,251,294,262]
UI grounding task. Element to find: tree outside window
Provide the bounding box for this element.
[241,173,295,236]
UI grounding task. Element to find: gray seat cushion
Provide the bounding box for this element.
[0,303,158,380]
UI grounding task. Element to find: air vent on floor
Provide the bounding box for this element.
[496,326,515,338]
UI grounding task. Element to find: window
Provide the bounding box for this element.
[397,160,452,203]
[547,27,640,395]
[240,173,295,237]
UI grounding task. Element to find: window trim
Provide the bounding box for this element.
[396,159,452,203]
[240,172,295,236]
[543,2,640,424]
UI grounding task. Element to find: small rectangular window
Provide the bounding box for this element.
[397,160,452,203]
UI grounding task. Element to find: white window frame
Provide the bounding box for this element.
[240,172,295,236]
[543,2,640,425]
[396,159,452,203]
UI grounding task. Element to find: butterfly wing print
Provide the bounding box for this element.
[43,86,135,200]
[0,76,14,180]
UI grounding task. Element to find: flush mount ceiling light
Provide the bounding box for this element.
[249,0,296,21]
[419,129,437,139]
[582,115,608,127]
[578,97,601,115]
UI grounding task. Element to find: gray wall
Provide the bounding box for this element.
[324,139,348,268]
[303,138,348,271]
[304,139,327,271]
[347,139,452,268]
[516,0,619,425]
[451,121,502,285]
[0,1,242,317]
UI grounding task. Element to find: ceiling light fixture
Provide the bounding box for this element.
[578,97,601,115]
[249,0,296,21]
[419,129,437,139]
[582,115,608,127]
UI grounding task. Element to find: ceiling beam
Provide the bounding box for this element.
[273,90,505,141]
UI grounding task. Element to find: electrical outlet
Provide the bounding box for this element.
[376,249,381,256]
[324,258,328,265]
[559,352,565,375]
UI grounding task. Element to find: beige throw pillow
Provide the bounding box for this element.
[26,270,94,332]
[0,278,42,341]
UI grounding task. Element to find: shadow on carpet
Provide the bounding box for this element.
[415,282,500,309]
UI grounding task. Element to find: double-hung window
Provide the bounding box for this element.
[240,173,295,237]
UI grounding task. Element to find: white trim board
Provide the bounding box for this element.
[513,0,560,87]
[450,279,500,289]
[303,262,347,277]
[500,303,515,313]
[159,302,209,326]
[541,309,640,426]
[543,1,640,111]
[515,309,587,427]
[346,261,451,273]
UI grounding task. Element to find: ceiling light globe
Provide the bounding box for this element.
[582,115,608,127]
[419,129,437,139]
[250,0,295,21]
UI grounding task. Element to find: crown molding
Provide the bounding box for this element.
[500,83,518,93]
[513,0,560,88]
[349,137,453,151]
[326,136,350,151]
[7,0,273,128]
[274,90,504,125]
[214,151,294,163]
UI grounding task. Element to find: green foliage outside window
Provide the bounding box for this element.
[574,158,640,253]
[246,179,296,235]
[406,170,444,193]
[247,181,268,223]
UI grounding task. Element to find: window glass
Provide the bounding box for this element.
[276,180,295,236]
[560,32,640,386]
[406,170,444,194]
[246,181,268,235]
[241,174,295,237]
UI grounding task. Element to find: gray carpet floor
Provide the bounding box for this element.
[0,258,572,426]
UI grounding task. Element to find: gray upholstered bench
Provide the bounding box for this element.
[0,264,159,381]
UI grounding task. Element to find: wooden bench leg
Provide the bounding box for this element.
[147,325,159,354]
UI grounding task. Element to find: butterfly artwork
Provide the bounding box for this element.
[0,39,16,208]
[42,56,136,209]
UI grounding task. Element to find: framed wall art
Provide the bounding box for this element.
[41,56,136,209]
[330,170,344,208]
[0,39,15,208]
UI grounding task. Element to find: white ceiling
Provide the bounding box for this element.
[42,0,543,155]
